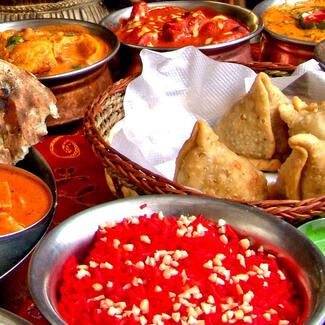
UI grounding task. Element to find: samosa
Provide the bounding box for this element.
[279,97,325,141]
[174,120,268,201]
[275,133,325,200]
[214,72,290,166]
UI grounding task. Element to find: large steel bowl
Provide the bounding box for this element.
[0,308,33,325]
[29,195,325,325]
[254,0,318,65]
[0,147,57,281]
[0,19,120,126]
[101,1,263,74]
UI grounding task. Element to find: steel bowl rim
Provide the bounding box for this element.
[100,0,263,51]
[0,307,33,325]
[29,194,325,325]
[253,0,319,47]
[0,147,57,281]
[0,18,120,82]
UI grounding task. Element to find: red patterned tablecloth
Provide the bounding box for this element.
[0,41,264,324]
[0,121,115,324]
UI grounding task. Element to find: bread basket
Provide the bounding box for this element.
[84,71,325,225]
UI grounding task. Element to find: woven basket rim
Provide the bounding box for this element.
[0,0,100,13]
[83,68,325,224]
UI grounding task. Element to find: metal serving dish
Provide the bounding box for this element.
[0,147,57,281]
[0,307,33,325]
[29,195,325,324]
[101,1,263,65]
[254,0,318,65]
[0,19,120,126]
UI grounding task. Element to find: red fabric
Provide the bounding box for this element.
[0,122,115,324]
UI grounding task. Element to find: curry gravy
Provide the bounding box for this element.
[0,165,52,235]
[0,25,111,77]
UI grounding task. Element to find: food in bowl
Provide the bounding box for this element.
[112,0,250,48]
[0,59,58,164]
[0,164,52,235]
[262,0,325,43]
[0,24,112,77]
[58,211,304,324]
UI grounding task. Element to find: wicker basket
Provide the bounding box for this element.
[0,0,109,23]
[84,70,325,225]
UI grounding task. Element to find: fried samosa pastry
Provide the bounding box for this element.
[174,120,268,201]
[279,97,325,141]
[214,72,290,161]
[247,157,282,172]
[275,133,325,200]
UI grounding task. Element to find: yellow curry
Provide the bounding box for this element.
[263,0,325,43]
[0,25,111,77]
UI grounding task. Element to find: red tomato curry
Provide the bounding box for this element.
[114,1,250,47]
[0,165,52,236]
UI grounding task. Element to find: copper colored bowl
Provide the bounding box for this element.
[254,0,317,65]
[0,19,120,126]
[100,1,263,75]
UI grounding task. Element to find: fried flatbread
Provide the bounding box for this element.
[174,120,268,201]
[0,59,58,164]
[214,72,290,161]
[275,133,325,200]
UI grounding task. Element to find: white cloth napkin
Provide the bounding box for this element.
[110,46,325,181]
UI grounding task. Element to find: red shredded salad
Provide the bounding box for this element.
[58,212,304,324]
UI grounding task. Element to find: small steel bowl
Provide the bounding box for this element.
[254,0,319,65]
[0,147,57,281]
[0,19,120,126]
[29,195,325,325]
[101,1,263,65]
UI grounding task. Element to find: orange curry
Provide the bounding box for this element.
[114,1,250,47]
[0,25,111,77]
[0,165,52,235]
[263,0,325,43]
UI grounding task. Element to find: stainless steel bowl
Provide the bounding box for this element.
[0,307,33,325]
[253,0,317,64]
[0,19,120,126]
[101,1,263,52]
[29,195,325,325]
[0,147,57,281]
[254,0,318,47]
